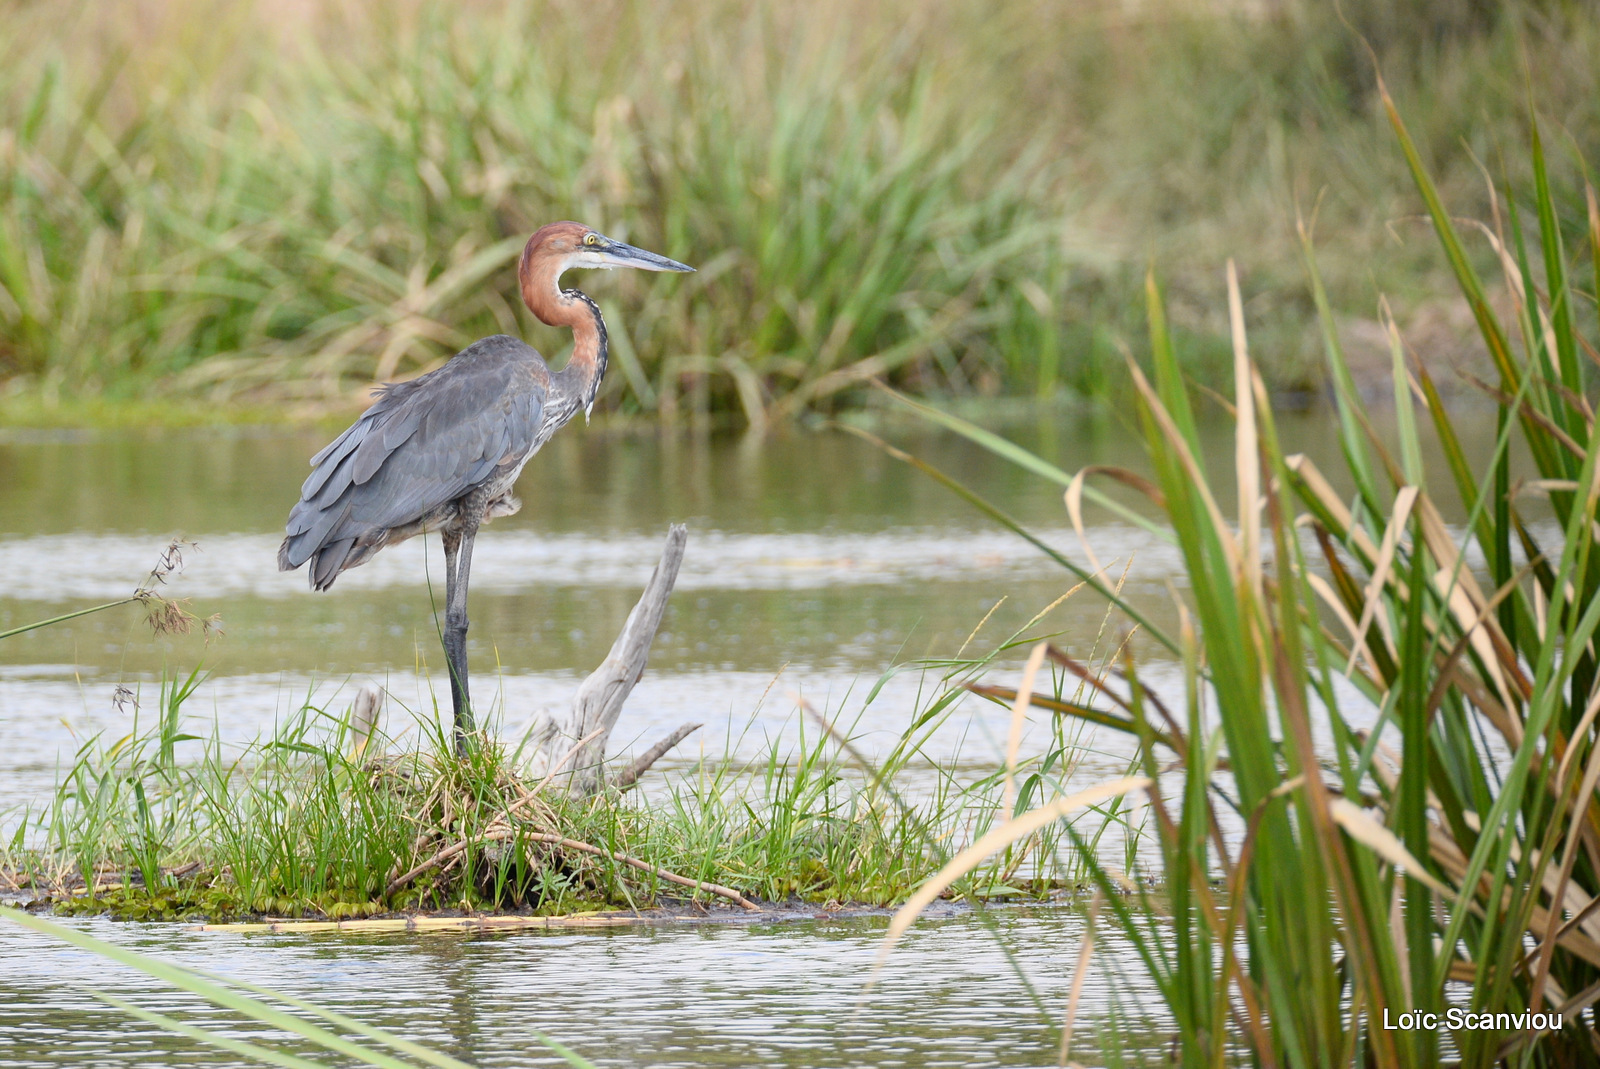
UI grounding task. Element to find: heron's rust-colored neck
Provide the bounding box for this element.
[519,243,608,411]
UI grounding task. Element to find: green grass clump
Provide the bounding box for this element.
[2,0,1599,420]
[3,649,1107,920]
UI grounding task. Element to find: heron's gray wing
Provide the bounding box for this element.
[280,338,545,574]
[351,375,542,532]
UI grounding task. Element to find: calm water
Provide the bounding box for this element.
[0,906,1165,1068]
[0,410,1502,1066]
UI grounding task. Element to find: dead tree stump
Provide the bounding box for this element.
[521,524,700,796]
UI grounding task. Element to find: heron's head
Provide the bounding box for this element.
[520,221,694,281]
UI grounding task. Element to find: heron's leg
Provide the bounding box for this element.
[441,528,466,746]
[443,491,488,755]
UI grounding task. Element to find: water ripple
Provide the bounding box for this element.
[0,909,1158,1068]
[0,525,1181,601]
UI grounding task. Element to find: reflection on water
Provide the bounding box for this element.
[0,525,1188,602]
[0,907,1159,1068]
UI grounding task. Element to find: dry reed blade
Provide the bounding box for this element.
[874,775,1151,966]
[1003,642,1048,816]
[1057,890,1101,1068]
[1343,486,1419,677]
[1328,799,1457,901]
[1229,260,1263,602]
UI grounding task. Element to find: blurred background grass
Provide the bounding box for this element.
[0,0,1596,424]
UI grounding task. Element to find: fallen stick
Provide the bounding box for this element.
[522,833,760,911]
[386,829,511,895]
[201,911,646,934]
[615,721,702,791]
[386,824,758,912]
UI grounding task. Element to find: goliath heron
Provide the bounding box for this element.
[278,222,693,751]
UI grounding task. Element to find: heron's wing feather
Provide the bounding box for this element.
[352,371,542,531]
[301,418,372,500]
[299,379,426,499]
[281,337,546,573]
[350,400,426,486]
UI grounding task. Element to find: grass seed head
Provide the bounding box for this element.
[138,540,198,593]
[141,594,195,637]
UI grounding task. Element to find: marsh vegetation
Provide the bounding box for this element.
[2,0,1598,420]
[867,84,1600,1064]
[2,660,1115,922]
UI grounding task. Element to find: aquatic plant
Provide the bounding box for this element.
[0,539,206,642]
[885,89,1600,1067]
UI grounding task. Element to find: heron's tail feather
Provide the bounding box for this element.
[310,538,358,592]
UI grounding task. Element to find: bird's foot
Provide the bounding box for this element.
[484,493,521,523]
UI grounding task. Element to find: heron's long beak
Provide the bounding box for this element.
[588,237,694,273]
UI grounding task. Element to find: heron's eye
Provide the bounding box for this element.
[583,233,599,246]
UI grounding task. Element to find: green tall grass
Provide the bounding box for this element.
[2,0,1598,420]
[0,0,1065,420]
[885,91,1600,1068]
[3,634,1109,919]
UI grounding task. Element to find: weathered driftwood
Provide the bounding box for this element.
[522,524,695,795]
[350,682,383,760]
[201,911,652,934]
[616,720,702,791]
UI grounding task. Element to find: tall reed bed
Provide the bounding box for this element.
[3,0,1598,418]
[0,0,1065,418]
[887,89,1600,1066]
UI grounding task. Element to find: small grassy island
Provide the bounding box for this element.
[7,691,1076,927]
